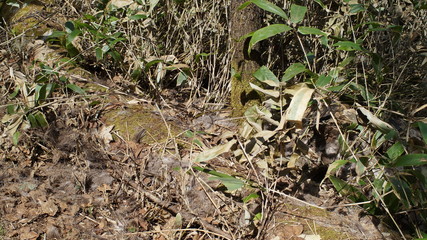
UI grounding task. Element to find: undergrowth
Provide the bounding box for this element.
[1,0,426,239]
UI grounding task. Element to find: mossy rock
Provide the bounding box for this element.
[103,104,183,144]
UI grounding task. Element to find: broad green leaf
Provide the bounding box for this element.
[195,139,237,162]
[35,112,48,127]
[176,72,188,86]
[64,21,75,33]
[349,4,365,13]
[66,84,86,95]
[66,29,82,45]
[107,50,122,62]
[212,176,244,191]
[34,84,47,105]
[129,14,148,20]
[144,59,163,71]
[240,0,288,20]
[243,193,260,203]
[12,131,20,145]
[253,66,278,82]
[325,159,348,178]
[298,26,327,36]
[388,177,411,208]
[290,4,307,24]
[248,24,291,55]
[315,75,332,87]
[102,44,110,53]
[195,52,212,62]
[314,0,326,8]
[333,41,362,51]
[281,63,307,82]
[96,47,103,61]
[329,175,367,202]
[418,122,427,145]
[386,142,405,160]
[393,154,427,167]
[27,113,38,127]
[193,166,244,191]
[45,83,56,97]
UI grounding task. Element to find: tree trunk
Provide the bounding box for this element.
[229,0,264,117]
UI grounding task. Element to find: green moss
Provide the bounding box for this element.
[11,5,46,36]
[230,61,262,117]
[275,203,351,239]
[103,105,182,144]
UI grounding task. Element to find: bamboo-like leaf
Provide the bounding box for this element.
[66,84,86,95]
[333,41,362,51]
[195,139,237,162]
[253,66,279,82]
[418,122,427,145]
[249,83,280,98]
[248,24,291,55]
[193,166,244,191]
[290,4,307,24]
[282,63,307,82]
[240,0,288,20]
[285,85,314,128]
[392,154,427,167]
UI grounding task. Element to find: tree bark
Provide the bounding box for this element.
[229,0,264,116]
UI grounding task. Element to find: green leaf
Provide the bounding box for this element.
[386,142,405,160]
[195,139,237,162]
[64,21,75,33]
[193,166,244,191]
[9,87,20,99]
[34,84,47,105]
[290,4,307,24]
[27,113,38,127]
[243,193,260,203]
[35,112,48,127]
[248,24,291,55]
[145,59,163,71]
[213,176,245,191]
[281,63,307,82]
[315,75,332,87]
[176,72,188,86]
[325,159,348,178]
[333,41,362,51]
[107,50,122,62]
[418,122,427,145]
[6,104,17,114]
[298,26,327,36]
[393,154,427,167]
[95,47,103,61]
[253,66,278,82]
[329,175,367,202]
[195,52,212,62]
[12,131,20,145]
[66,84,85,95]
[314,0,326,8]
[349,4,365,13]
[129,14,148,20]
[66,29,82,46]
[240,0,288,20]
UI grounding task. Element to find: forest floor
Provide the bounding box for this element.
[0,1,420,240]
